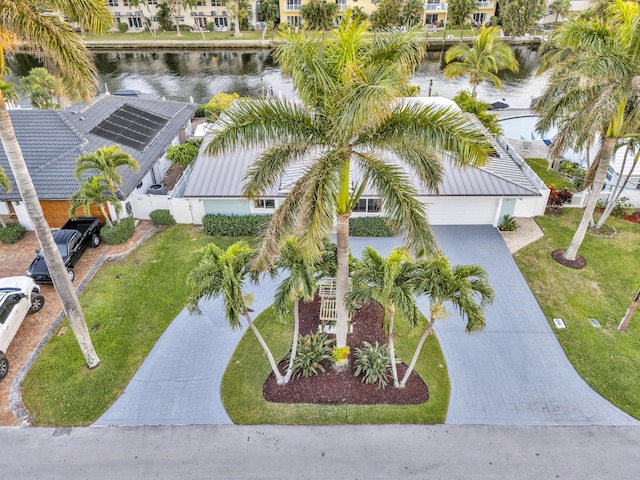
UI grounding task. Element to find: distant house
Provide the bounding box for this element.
[181,98,548,227]
[0,94,196,228]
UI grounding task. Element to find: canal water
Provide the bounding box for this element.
[7,47,547,108]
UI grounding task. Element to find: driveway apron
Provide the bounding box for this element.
[96,226,637,426]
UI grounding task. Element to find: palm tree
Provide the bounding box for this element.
[399,256,494,388]
[69,176,121,228]
[443,25,520,98]
[186,241,286,384]
[0,0,112,369]
[74,145,139,199]
[204,11,491,365]
[347,247,420,388]
[535,0,640,261]
[273,237,318,384]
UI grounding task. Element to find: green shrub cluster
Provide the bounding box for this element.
[349,217,395,237]
[354,341,392,389]
[559,161,586,190]
[0,222,26,244]
[149,209,176,226]
[498,215,517,232]
[202,214,271,237]
[291,333,333,379]
[166,142,199,167]
[100,217,135,245]
[195,104,207,117]
[117,22,129,33]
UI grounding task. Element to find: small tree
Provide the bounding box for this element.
[20,68,61,109]
[500,0,546,37]
[549,0,571,22]
[69,176,121,227]
[259,0,280,25]
[447,0,476,28]
[74,146,139,199]
[401,0,424,28]
[370,0,401,29]
[300,0,338,30]
[453,91,503,135]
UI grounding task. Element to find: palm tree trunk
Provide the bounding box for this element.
[100,204,113,227]
[282,298,301,384]
[243,312,284,384]
[233,0,242,37]
[596,148,638,229]
[0,93,100,369]
[387,305,400,388]
[399,314,438,388]
[564,136,616,261]
[334,212,351,364]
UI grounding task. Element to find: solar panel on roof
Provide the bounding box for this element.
[89,103,169,151]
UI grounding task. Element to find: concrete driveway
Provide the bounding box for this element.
[96,226,637,426]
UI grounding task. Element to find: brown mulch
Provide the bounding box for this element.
[263,296,429,405]
[161,163,186,192]
[551,249,586,269]
[623,211,640,225]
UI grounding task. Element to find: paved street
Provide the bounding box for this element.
[2,424,640,479]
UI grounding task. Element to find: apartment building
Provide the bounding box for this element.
[279,1,498,28]
[105,0,263,32]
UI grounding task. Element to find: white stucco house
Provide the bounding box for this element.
[178,97,549,227]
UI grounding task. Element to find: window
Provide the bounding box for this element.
[108,0,119,6]
[123,0,129,6]
[129,17,143,28]
[286,0,302,11]
[472,13,487,26]
[287,15,302,26]
[425,14,439,24]
[352,198,382,213]
[254,199,276,209]
[211,0,223,5]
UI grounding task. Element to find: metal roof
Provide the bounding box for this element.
[0,96,196,201]
[184,140,541,199]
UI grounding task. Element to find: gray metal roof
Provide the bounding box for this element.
[184,141,541,199]
[0,96,196,201]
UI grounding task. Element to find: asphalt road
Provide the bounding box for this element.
[2,424,640,479]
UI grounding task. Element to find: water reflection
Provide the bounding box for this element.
[7,48,547,108]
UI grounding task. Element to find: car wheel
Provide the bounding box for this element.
[68,269,75,282]
[91,234,100,248]
[29,292,45,314]
[0,355,8,380]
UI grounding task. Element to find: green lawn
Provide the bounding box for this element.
[21,225,236,426]
[526,158,576,191]
[22,225,449,425]
[221,308,450,424]
[515,209,640,419]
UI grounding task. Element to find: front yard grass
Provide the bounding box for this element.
[526,158,576,191]
[515,209,640,418]
[221,308,450,424]
[21,225,230,426]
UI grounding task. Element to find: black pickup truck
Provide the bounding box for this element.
[26,218,102,284]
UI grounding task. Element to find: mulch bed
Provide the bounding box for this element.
[623,211,640,225]
[263,295,429,405]
[551,249,586,269]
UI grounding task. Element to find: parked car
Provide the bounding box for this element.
[26,217,101,284]
[0,276,45,380]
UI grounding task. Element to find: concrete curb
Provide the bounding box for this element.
[9,226,159,426]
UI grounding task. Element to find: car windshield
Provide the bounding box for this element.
[36,243,68,258]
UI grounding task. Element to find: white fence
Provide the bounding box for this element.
[128,194,195,224]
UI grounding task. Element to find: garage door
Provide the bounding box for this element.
[424,197,499,225]
[41,201,109,228]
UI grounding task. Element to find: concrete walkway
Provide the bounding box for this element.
[96,226,637,426]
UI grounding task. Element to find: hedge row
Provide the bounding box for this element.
[101,217,135,245]
[349,217,396,237]
[202,214,271,237]
[0,222,26,244]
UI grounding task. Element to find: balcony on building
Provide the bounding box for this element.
[285,0,302,11]
[475,1,494,9]
[424,1,448,12]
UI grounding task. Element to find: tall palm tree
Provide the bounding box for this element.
[0,0,112,369]
[273,237,318,384]
[186,241,286,384]
[204,11,491,364]
[74,145,139,198]
[347,247,420,388]
[443,25,520,98]
[399,256,494,388]
[535,0,640,261]
[69,176,121,228]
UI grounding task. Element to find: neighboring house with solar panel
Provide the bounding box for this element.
[0,94,197,229]
[179,97,549,226]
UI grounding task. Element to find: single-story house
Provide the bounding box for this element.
[0,94,196,228]
[181,98,548,226]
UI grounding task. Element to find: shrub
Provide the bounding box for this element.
[498,215,517,232]
[349,217,395,237]
[195,104,207,117]
[354,342,392,389]
[291,333,333,379]
[202,214,271,237]
[204,92,240,120]
[332,345,350,363]
[206,22,216,32]
[547,186,573,212]
[149,209,176,226]
[559,161,586,190]
[117,22,129,33]
[166,142,199,167]
[0,222,26,244]
[100,217,135,245]
[611,197,633,217]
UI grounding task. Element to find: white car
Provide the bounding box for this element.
[0,276,45,380]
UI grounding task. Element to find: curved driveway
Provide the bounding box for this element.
[96,225,637,426]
